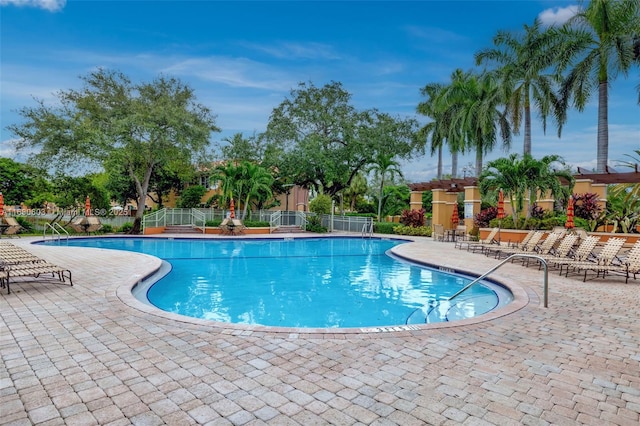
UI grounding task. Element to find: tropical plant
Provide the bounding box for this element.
[474,206,498,228]
[211,162,242,209]
[479,153,573,227]
[342,173,368,211]
[573,192,603,221]
[239,162,274,219]
[440,70,512,174]
[556,0,640,172]
[417,82,460,179]
[367,153,404,221]
[606,188,640,233]
[609,149,640,203]
[475,18,564,155]
[399,208,426,227]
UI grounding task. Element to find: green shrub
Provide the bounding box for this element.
[373,222,396,234]
[243,220,269,227]
[344,212,377,218]
[99,224,113,234]
[118,222,133,234]
[392,225,432,237]
[306,215,327,233]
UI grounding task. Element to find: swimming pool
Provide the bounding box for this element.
[42,237,512,328]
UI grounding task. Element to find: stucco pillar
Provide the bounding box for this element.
[431,189,447,231]
[463,186,481,230]
[410,191,423,211]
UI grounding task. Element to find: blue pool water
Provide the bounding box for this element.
[41,237,512,328]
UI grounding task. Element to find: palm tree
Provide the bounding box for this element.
[240,162,274,219]
[609,149,640,203]
[479,153,572,224]
[556,0,640,172]
[445,70,512,175]
[212,162,242,209]
[417,82,461,179]
[367,153,403,221]
[343,173,368,211]
[475,18,564,155]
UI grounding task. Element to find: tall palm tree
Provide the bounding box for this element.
[475,18,564,155]
[367,153,403,221]
[445,70,512,175]
[556,0,640,172]
[417,82,461,179]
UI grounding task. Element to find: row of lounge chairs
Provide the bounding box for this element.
[0,242,73,294]
[455,228,640,283]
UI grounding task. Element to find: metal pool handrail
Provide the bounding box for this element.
[448,253,549,308]
[406,254,550,325]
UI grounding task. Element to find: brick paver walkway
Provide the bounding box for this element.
[1,235,638,425]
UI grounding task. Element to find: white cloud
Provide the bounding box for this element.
[162,57,294,91]
[241,41,341,61]
[0,0,65,12]
[538,5,580,26]
[404,25,467,44]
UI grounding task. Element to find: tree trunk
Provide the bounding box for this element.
[524,87,532,155]
[451,150,458,178]
[597,80,609,173]
[475,145,483,177]
[377,177,384,222]
[436,145,443,180]
[130,164,154,234]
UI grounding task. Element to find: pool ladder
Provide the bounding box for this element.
[406,253,549,324]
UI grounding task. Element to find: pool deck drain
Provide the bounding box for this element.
[1,234,639,425]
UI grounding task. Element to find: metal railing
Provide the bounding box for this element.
[269,211,282,233]
[142,208,166,230]
[191,209,206,234]
[361,221,374,238]
[43,222,69,241]
[322,214,373,233]
[406,254,549,325]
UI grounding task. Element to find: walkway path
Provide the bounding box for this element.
[1,235,638,425]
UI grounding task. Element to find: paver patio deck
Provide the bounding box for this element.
[1,234,638,425]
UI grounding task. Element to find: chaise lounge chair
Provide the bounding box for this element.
[1,217,23,238]
[607,240,640,283]
[563,237,627,281]
[530,234,579,270]
[553,235,601,276]
[485,231,546,259]
[0,243,73,294]
[456,227,499,252]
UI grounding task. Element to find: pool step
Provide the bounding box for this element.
[163,225,201,234]
[272,225,305,234]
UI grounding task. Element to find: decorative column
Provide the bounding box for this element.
[431,189,447,231]
[444,192,458,230]
[463,185,481,230]
[409,191,423,211]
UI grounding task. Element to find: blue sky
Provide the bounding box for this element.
[1,0,639,182]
